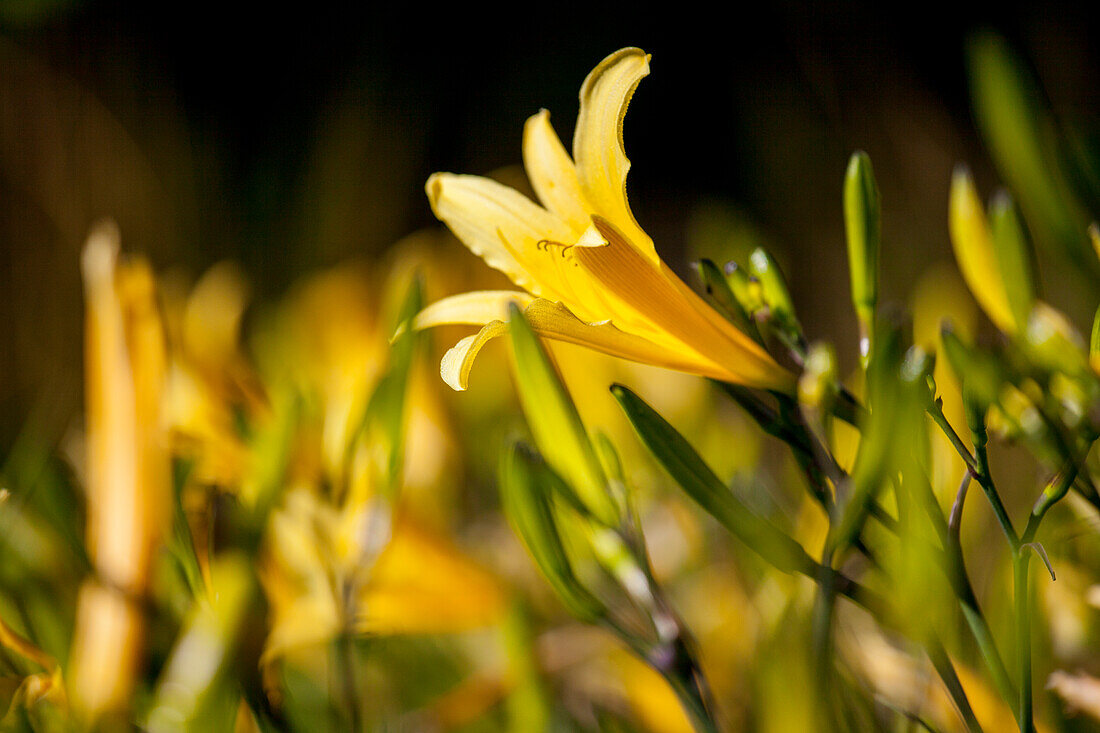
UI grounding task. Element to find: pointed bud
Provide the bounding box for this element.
[798,342,838,412]
[843,151,881,364]
[723,261,766,316]
[748,247,799,331]
[694,258,756,335]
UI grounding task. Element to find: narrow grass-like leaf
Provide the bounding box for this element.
[508,303,618,526]
[499,443,606,622]
[988,191,1036,330]
[611,384,813,575]
[346,275,424,501]
[146,553,258,732]
[1091,304,1100,374]
[829,324,901,553]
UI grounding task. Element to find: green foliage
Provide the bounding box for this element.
[498,443,605,623]
[507,304,618,526]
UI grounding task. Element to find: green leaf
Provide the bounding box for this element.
[843,151,881,362]
[1091,303,1100,370]
[988,190,1036,329]
[940,325,1004,409]
[610,384,813,575]
[499,443,606,622]
[829,319,908,553]
[345,275,424,501]
[508,304,618,526]
[146,553,258,732]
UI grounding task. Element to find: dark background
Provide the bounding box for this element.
[1,0,1097,426]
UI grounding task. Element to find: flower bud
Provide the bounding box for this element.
[843,151,880,362]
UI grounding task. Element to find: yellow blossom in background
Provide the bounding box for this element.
[912,264,978,497]
[949,168,1018,333]
[164,262,267,491]
[249,262,507,669]
[413,48,794,393]
[68,222,171,722]
[261,488,507,664]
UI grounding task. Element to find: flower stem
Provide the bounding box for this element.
[1014,552,1034,733]
[911,470,1016,710]
[927,400,1019,551]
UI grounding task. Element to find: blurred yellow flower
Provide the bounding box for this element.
[415,48,793,393]
[69,222,171,721]
[948,167,1018,333]
[261,488,506,664]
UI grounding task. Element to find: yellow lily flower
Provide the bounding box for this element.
[69,222,171,721]
[416,48,794,393]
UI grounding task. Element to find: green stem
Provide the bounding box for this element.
[1021,462,1079,545]
[927,400,1019,551]
[1014,552,1034,733]
[660,655,719,733]
[927,400,979,475]
[911,470,1016,709]
[611,517,719,733]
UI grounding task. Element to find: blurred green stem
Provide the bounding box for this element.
[598,516,719,733]
[927,400,1019,551]
[914,469,1016,710]
[1021,461,1079,544]
[1013,552,1034,733]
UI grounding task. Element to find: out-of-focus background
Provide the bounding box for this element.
[4,3,1100,732]
[3,0,1097,431]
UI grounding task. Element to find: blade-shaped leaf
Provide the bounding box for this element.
[611,384,813,575]
[499,443,606,622]
[345,275,424,501]
[508,303,618,526]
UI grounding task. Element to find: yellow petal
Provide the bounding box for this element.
[522,109,592,233]
[413,290,535,330]
[426,173,615,323]
[441,321,508,391]
[574,218,795,391]
[522,299,730,378]
[949,167,1016,333]
[426,173,575,298]
[573,47,657,262]
[355,520,506,634]
[436,299,743,393]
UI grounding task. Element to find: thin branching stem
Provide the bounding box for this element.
[927,400,1019,550]
[948,473,971,540]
